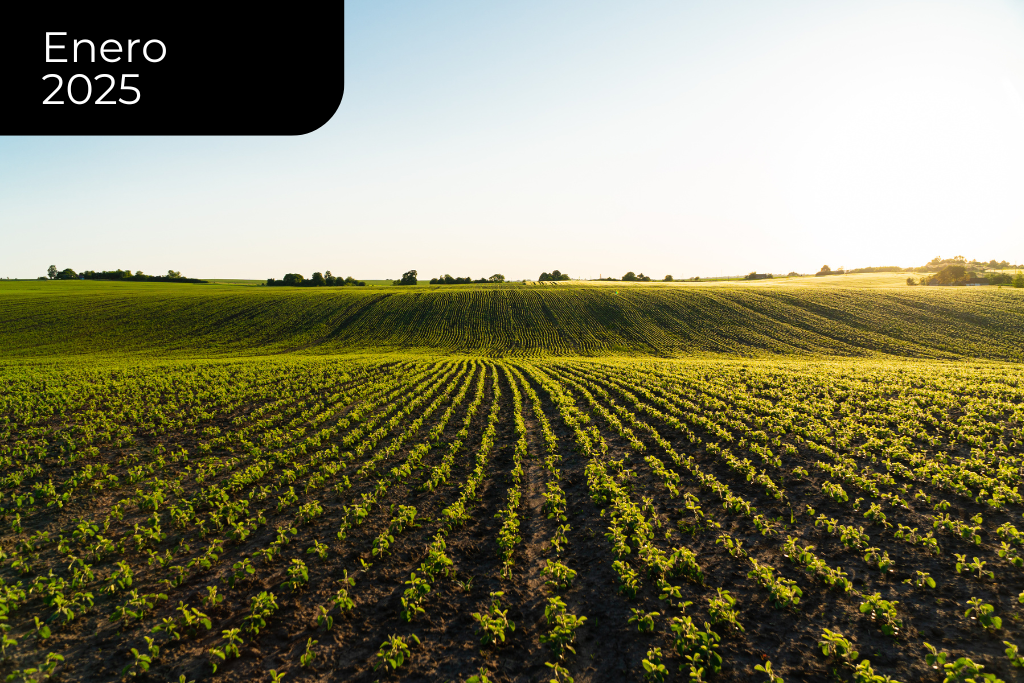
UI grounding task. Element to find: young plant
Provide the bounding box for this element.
[375,633,419,673]
[283,559,309,591]
[209,629,243,673]
[122,645,153,678]
[542,559,577,590]
[903,571,936,589]
[859,593,902,637]
[1005,641,1024,668]
[203,585,224,609]
[472,591,516,646]
[642,647,669,682]
[613,560,641,598]
[969,557,994,581]
[399,573,431,622]
[306,540,329,561]
[818,628,858,666]
[541,596,587,657]
[316,605,333,631]
[707,588,744,632]
[545,661,573,683]
[965,597,1001,630]
[755,659,784,683]
[669,614,722,678]
[862,547,894,574]
[243,591,279,636]
[628,608,659,633]
[923,642,948,670]
[299,638,318,667]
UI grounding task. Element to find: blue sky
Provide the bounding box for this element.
[3,0,1024,280]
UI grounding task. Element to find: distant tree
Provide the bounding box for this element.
[928,256,942,266]
[952,255,966,263]
[309,272,325,286]
[1015,273,1024,289]
[933,264,968,285]
[622,271,637,281]
[538,270,570,282]
[167,270,182,279]
[787,271,799,277]
[47,265,57,280]
[55,268,78,280]
[819,265,831,274]
[282,273,305,286]
[395,270,418,286]
[986,272,1012,285]
[489,274,505,282]
[324,271,337,286]
[663,275,673,282]
[906,277,916,286]
[636,273,651,281]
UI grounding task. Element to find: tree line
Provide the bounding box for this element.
[266,272,366,287]
[392,270,508,285]
[908,265,1024,287]
[44,266,204,283]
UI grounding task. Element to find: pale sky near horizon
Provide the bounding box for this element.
[2,0,1024,281]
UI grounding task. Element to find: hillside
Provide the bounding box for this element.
[1,279,1022,360]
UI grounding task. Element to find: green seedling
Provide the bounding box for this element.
[472,591,515,646]
[299,638,317,667]
[642,646,669,682]
[629,608,659,633]
[375,633,419,673]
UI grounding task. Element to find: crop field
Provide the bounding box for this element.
[1,280,1023,360]
[1,354,1023,682]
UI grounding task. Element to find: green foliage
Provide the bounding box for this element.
[375,633,419,673]
[472,592,516,646]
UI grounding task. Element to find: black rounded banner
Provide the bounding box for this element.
[2,6,345,135]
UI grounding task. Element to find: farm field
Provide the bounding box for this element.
[2,280,1023,360]
[1,355,1023,682]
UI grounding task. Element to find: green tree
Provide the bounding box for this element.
[819,265,831,274]
[47,265,58,279]
[539,270,570,282]
[663,275,674,282]
[488,274,505,283]
[622,271,637,281]
[167,270,182,279]
[1014,273,1024,289]
[934,264,967,285]
[310,272,326,287]
[396,270,418,286]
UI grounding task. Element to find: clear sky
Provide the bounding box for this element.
[3,0,1024,280]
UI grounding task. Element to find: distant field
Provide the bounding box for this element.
[1,279,1022,360]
